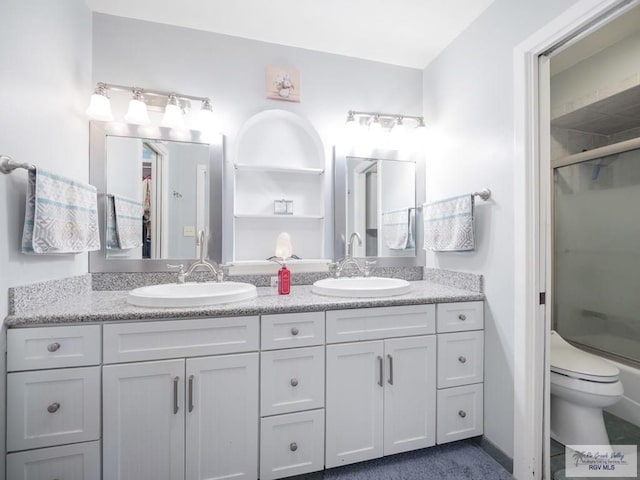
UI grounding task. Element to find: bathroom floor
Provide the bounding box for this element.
[551,412,640,480]
[290,440,513,480]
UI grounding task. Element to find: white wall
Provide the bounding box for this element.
[422,0,579,456]
[91,14,423,261]
[0,0,92,317]
[0,1,92,477]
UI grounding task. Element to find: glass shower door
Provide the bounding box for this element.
[554,145,640,365]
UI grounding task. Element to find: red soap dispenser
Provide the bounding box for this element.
[275,232,293,295]
[278,263,291,295]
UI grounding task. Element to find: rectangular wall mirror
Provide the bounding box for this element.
[334,147,425,266]
[89,122,223,272]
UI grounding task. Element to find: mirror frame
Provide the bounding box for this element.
[89,121,223,272]
[334,146,425,267]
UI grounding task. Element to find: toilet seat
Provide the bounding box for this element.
[550,331,619,383]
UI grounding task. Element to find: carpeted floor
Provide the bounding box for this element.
[292,440,513,480]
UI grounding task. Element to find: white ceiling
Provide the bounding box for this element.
[85,0,495,69]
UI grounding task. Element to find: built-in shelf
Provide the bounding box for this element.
[234,163,324,175]
[235,214,324,219]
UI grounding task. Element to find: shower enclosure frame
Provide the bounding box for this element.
[551,136,640,370]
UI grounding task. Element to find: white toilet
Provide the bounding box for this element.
[550,330,624,446]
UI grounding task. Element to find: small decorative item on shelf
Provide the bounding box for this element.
[274,232,292,295]
[274,199,294,215]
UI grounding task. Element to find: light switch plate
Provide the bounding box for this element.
[183,226,195,237]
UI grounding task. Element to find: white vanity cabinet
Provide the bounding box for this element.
[5,297,485,480]
[102,317,260,480]
[6,325,101,480]
[325,305,438,468]
[435,302,485,444]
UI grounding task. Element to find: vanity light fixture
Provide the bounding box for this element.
[85,83,114,121]
[344,110,425,134]
[86,82,217,133]
[124,88,150,125]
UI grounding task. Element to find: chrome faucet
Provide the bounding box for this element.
[177,230,224,282]
[331,232,375,277]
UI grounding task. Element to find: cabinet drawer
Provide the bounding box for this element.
[436,301,484,333]
[7,367,100,452]
[326,305,435,343]
[261,312,325,350]
[437,331,484,388]
[261,346,325,416]
[7,441,100,480]
[103,316,259,363]
[437,383,483,444]
[260,410,325,480]
[8,325,101,372]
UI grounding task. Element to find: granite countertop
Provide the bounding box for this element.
[6,280,484,327]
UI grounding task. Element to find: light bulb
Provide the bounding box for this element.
[162,94,184,128]
[369,115,382,134]
[86,83,113,121]
[196,98,217,132]
[390,117,407,147]
[124,89,150,125]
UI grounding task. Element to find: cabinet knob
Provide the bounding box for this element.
[458,314,467,321]
[290,442,298,452]
[291,327,299,336]
[458,410,467,418]
[47,342,61,352]
[47,402,60,413]
[458,356,467,364]
[290,378,299,387]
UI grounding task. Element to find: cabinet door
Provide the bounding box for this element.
[103,359,185,480]
[186,353,259,480]
[383,336,436,455]
[325,341,384,468]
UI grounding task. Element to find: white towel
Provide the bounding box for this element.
[423,194,475,252]
[382,208,410,250]
[22,168,100,254]
[106,194,143,250]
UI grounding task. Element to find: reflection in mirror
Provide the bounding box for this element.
[334,148,425,267]
[105,136,210,260]
[90,122,222,273]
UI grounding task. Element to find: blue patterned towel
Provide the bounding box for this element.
[22,168,100,254]
[382,208,411,250]
[423,194,475,252]
[106,194,143,250]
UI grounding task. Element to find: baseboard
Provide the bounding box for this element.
[473,436,514,474]
[606,395,640,428]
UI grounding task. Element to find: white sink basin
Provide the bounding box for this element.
[312,276,411,298]
[128,282,258,308]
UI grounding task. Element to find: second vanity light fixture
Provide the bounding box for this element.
[345,110,426,136]
[86,82,217,132]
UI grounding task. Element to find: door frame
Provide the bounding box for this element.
[512,0,639,478]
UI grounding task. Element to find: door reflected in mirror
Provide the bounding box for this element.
[105,136,210,260]
[346,157,416,258]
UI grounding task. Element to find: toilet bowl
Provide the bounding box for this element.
[550,331,624,446]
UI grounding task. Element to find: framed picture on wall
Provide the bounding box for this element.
[266,66,300,102]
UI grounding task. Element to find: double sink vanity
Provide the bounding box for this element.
[5,275,485,480]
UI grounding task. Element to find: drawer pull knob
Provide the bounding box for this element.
[47,342,61,352]
[458,356,467,364]
[290,442,298,452]
[47,402,60,413]
[291,327,299,336]
[458,314,467,321]
[458,410,467,418]
[290,378,299,387]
